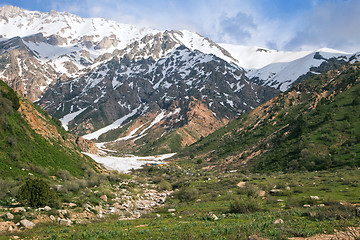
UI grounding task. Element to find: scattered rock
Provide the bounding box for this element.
[207,212,219,221]
[59,218,72,226]
[167,209,176,213]
[303,204,311,208]
[44,206,52,211]
[20,219,35,229]
[69,203,77,208]
[270,189,282,194]
[0,221,16,232]
[6,212,14,220]
[272,219,284,224]
[58,209,68,215]
[49,215,56,221]
[310,196,320,200]
[11,207,26,213]
[257,190,266,197]
[100,195,108,202]
[237,181,246,188]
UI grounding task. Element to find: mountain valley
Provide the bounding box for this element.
[0,4,359,239]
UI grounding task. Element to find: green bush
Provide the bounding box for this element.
[174,187,199,202]
[5,87,20,110]
[229,196,263,214]
[158,180,172,191]
[16,178,59,208]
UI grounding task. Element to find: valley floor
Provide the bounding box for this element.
[1,166,359,239]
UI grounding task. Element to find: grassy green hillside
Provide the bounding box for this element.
[178,62,360,173]
[0,80,97,180]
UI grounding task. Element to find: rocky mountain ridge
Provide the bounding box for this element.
[0,5,358,154]
[38,46,278,154]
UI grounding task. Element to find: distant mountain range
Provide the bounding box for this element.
[0,5,359,154]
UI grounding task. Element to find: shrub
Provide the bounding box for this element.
[5,87,20,110]
[158,180,172,191]
[174,187,199,202]
[16,178,59,208]
[229,196,263,214]
[152,176,164,184]
[56,169,72,181]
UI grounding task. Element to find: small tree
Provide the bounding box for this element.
[16,178,58,207]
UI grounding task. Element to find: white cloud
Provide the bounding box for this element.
[44,0,360,52]
[284,0,360,52]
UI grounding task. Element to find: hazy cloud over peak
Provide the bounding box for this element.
[5,0,360,52]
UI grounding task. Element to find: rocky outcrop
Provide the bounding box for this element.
[18,98,98,154]
[20,219,35,229]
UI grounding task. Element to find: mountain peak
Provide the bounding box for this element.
[0,5,22,17]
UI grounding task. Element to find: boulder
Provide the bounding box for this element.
[44,206,52,211]
[269,189,282,195]
[59,219,72,226]
[58,209,68,215]
[0,221,16,232]
[207,212,219,221]
[167,209,176,213]
[100,195,108,202]
[68,203,77,208]
[310,196,319,200]
[11,207,26,213]
[49,215,56,221]
[20,219,35,229]
[6,213,14,220]
[272,219,284,224]
[257,190,266,197]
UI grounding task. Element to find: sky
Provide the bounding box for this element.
[2,0,360,52]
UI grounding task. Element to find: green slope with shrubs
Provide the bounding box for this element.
[0,79,112,206]
[178,62,360,173]
[0,79,96,179]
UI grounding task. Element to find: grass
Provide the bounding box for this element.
[3,167,359,240]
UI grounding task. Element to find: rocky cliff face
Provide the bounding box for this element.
[18,98,97,154]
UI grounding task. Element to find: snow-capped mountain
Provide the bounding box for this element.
[0,5,237,101]
[0,5,359,154]
[38,46,278,153]
[220,44,359,91]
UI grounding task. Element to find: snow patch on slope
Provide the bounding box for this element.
[82,106,141,140]
[60,107,87,131]
[83,152,175,173]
